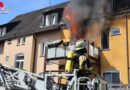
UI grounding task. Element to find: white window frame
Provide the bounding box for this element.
[17,38,20,45]
[22,37,26,45]
[40,41,46,56]
[51,13,57,25]
[15,53,24,68]
[111,27,121,36]
[100,30,110,50]
[45,15,51,26]
[7,39,11,44]
[2,27,6,36]
[41,13,58,27]
[102,69,120,84]
[5,56,9,61]
[0,27,6,36]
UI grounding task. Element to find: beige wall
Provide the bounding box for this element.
[0,35,35,72]
[35,31,61,74]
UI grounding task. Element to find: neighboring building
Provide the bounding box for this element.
[0,2,70,73]
[0,0,130,86]
[99,0,130,85]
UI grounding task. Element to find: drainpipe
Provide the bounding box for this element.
[125,14,130,84]
[32,34,37,73]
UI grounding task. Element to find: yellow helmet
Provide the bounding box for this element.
[75,39,86,51]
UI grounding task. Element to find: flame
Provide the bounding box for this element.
[64,6,83,40]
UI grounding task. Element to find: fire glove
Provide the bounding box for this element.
[88,67,94,71]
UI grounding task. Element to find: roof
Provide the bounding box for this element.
[0,1,69,41]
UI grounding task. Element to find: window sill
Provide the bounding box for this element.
[40,24,59,28]
[22,43,25,45]
[40,55,45,57]
[100,48,110,51]
[111,33,121,36]
[17,44,20,46]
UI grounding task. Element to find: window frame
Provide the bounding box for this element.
[100,30,110,50]
[5,56,9,61]
[40,41,46,57]
[7,39,11,44]
[41,12,58,27]
[0,27,6,36]
[103,69,120,84]
[51,13,58,25]
[17,38,21,45]
[15,53,24,68]
[22,37,26,45]
[111,27,121,36]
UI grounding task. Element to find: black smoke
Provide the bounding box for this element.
[64,0,112,42]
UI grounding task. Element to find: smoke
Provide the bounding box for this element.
[63,0,112,42]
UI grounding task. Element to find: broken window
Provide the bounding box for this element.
[101,30,110,50]
[112,0,130,13]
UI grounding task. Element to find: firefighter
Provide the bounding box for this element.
[65,39,94,73]
[65,39,94,89]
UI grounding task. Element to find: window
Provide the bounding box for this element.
[111,27,121,35]
[5,56,9,61]
[0,27,6,36]
[103,69,120,84]
[17,38,20,45]
[15,53,24,68]
[45,15,51,26]
[7,39,11,44]
[113,0,130,13]
[40,41,45,56]
[0,48,2,53]
[101,30,110,50]
[51,13,57,25]
[22,37,26,44]
[41,13,58,26]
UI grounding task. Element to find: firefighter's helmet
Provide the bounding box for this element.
[75,39,86,51]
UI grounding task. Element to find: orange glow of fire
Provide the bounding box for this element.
[64,6,83,39]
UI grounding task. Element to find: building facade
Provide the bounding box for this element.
[0,0,130,85]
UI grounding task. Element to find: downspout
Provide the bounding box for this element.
[32,34,37,73]
[125,14,130,84]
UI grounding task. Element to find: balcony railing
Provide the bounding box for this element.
[47,44,99,60]
[47,45,75,59]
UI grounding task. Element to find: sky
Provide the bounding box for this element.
[0,0,68,25]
